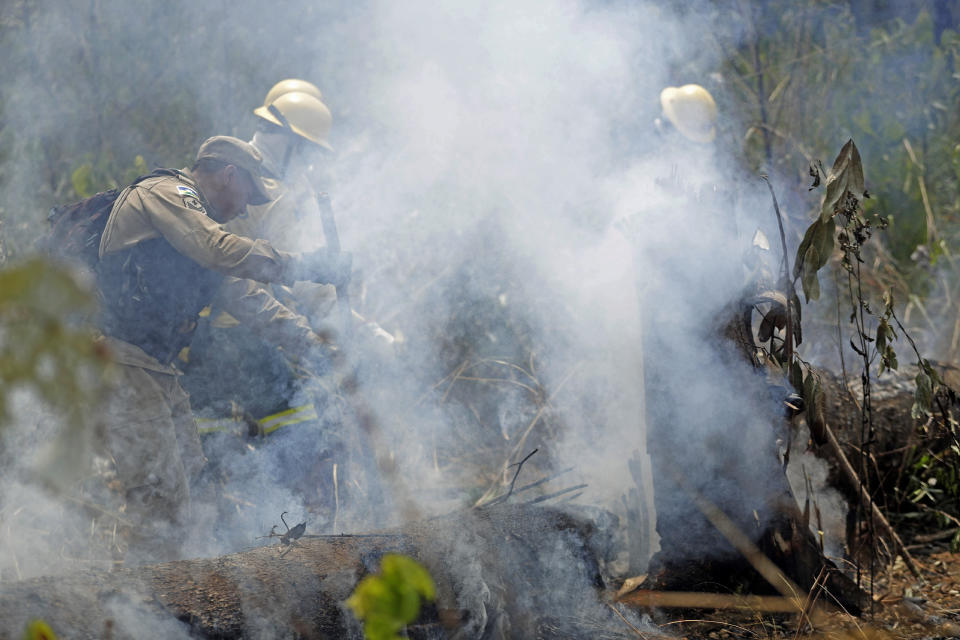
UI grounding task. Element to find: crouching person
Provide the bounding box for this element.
[95,136,349,564]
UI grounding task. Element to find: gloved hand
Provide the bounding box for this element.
[299,248,352,287]
[358,320,397,361]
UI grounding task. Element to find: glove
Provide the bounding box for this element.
[299,248,352,288]
[358,321,397,361]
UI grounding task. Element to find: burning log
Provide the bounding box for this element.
[0,504,615,639]
[811,362,960,474]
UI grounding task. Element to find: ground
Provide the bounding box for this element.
[632,547,960,640]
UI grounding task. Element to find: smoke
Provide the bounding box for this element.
[0,0,840,635]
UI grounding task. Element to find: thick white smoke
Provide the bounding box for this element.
[0,0,824,634]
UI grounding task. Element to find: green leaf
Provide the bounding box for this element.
[381,555,436,601]
[801,246,821,302]
[790,290,803,346]
[876,319,888,353]
[912,371,933,419]
[71,163,94,199]
[0,259,109,487]
[794,216,835,303]
[347,554,435,640]
[23,619,58,640]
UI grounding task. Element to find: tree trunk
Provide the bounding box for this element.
[0,505,615,639]
[808,361,960,503]
[639,298,868,615]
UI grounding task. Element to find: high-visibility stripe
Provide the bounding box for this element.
[260,404,315,426]
[196,416,245,435]
[260,405,310,423]
[262,405,319,435]
[196,404,318,437]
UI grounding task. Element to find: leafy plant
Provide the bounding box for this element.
[794,139,960,554]
[346,554,436,640]
[0,257,110,485]
[22,619,57,640]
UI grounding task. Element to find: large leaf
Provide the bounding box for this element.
[0,258,109,487]
[71,163,94,199]
[794,216,836,302]
[821,139,866,222]
[801,246,821,302]
[911,370,933,420]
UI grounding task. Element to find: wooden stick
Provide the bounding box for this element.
[820,419,922,580]
[663,465,806,610]
[617,589,822,614]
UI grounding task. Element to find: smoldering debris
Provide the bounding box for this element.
[0,505,649,639]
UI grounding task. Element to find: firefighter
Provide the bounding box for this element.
[655,83,718,144]
[637,84,795,589]
[181,81,391,527]
[97,136,350,564]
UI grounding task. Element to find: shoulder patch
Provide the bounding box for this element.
[182,196,205,212]
[177,185,200,200]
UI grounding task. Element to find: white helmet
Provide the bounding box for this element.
[254,91,334,151]
[261,78,323,108]
[660,84,718,143]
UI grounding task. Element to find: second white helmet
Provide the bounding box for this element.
[254,91,334,151]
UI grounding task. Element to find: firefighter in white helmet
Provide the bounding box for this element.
[656,84,718,144]
[263,77,324,106]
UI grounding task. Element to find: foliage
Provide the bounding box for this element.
[22,619,56,640]
[712,3,960,360]
[792,139,960,542]
[346,554,436,640]
[70,154,148,199]
[0,257,109,484]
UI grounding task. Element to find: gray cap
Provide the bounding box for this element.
[196,135,272,205]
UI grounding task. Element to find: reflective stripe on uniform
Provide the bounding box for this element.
[261,404,318,435]
[196,416,246,435]
[197,403,318,437]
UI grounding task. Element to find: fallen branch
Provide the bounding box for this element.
[524,484,589,505]
[505,448,539,500]
[820,418,922,580]
[910,527,959,544]
[481,466,574,508]
[616,589,823,614]
[0,505,606,638]
[663,463,806,609]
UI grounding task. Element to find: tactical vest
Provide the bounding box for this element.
[96,175,225,365]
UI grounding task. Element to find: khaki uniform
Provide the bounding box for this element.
[98,169,316,563]
[227,172,337,325]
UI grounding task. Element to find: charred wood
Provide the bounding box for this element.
[0,505,615,639]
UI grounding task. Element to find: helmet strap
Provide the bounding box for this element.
[266,104,300,179]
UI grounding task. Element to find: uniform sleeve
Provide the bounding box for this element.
[215,276,324,355]
[119,179,303,285]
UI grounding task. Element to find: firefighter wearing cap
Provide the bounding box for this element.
[181,82,394,524]
[182,86,339,441]
[96,135,350,564]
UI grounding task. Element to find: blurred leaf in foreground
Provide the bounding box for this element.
[0,257,110,486]
[346,554,436,640]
